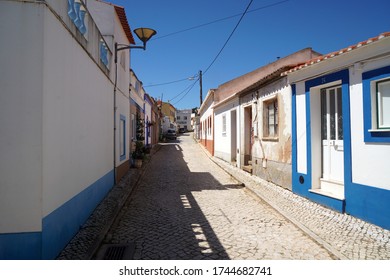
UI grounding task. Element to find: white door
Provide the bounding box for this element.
[321,86,344,186]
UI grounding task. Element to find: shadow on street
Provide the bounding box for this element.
[102,134,244,260]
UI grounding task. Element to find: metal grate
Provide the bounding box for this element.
[104,246,127,260]
[95,243,136,260]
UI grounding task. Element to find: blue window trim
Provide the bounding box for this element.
[120,114,126,161]
[362,65,390,142]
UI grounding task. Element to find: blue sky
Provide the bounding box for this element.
[108,0,390,110]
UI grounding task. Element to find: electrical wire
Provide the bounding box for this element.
[143,0,289,90]
[172,77,200,106]
[152,0,289,41]
[149,0,290,107]
[144,77,192,88]
[169,78,199,102]
[203,0,254,76]
[171,0,254,107]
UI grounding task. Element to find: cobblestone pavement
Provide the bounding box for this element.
[100,134,337,260]
[209,149,390,260]
[58,133,390,260]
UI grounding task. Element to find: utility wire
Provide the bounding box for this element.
[173,77,200,106]
[203,0,254,75]
[152,0,289,41]
[144,77,192,88]
[144,0,289,89]
[172,0,254,107]
[169,79,198,102]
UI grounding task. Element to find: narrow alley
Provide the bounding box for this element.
[93,134,335,260]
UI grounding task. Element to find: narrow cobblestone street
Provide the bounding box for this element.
[99,134,335,260]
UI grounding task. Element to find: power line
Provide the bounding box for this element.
[203,0,254,75]
[144,77,192,88]
[172,0,254,107]
[152,0,289,41]
[169,79,198,102]
[150,0,290,107]
[173,77,200,106]
[144,0,289,89]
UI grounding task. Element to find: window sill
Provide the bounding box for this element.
[368,129,390,132]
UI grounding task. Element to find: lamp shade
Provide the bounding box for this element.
[133,28,157,44]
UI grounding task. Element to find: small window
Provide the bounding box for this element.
[263,97,278,138]
[177,116,181,120]
[363,65,390,142]
[120,115,126,161]
[376,79,390,129]
[222,114,226,135]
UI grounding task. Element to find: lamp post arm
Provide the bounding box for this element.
[114,42,146,63]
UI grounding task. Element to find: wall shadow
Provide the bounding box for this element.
[108,139,244,260]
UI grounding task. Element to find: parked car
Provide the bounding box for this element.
[165,129,177,140]
[178,128,186,134]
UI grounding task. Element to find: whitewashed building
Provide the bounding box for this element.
[238,49,320,189]
[285,32,390,229]
[213,90,240,166]
[199,90,216,155]
[176,109,192,132]
[212,48,319,187]
[0,0,133,259]
[130,69,145,153]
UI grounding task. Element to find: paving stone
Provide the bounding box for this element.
[58,133,390,260]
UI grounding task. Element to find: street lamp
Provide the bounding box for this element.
[113,27,156,184]
[115,27,157,63]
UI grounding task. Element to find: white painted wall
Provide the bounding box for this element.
[349,57,390,190]
[214,98,239,163]
[0,0,131,234]
[295,82,307,174]
[41,7,115,216]
[0,2,44,233]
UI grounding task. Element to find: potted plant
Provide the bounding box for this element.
[132,114,145,168]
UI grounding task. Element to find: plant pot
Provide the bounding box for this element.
[134,159,142,168]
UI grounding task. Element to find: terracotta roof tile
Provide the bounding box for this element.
[114,5,135,44]
[283,31,390,75]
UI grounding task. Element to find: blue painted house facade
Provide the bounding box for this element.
[285,32,390,230]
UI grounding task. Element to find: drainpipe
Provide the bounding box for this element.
[113,44,118,185]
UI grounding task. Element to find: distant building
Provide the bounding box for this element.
[130,69,145,153]
[158,101,177,133]
[199,90,215,155]
[176,109,192,131]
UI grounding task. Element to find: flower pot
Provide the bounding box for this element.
[134,159,142,168]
